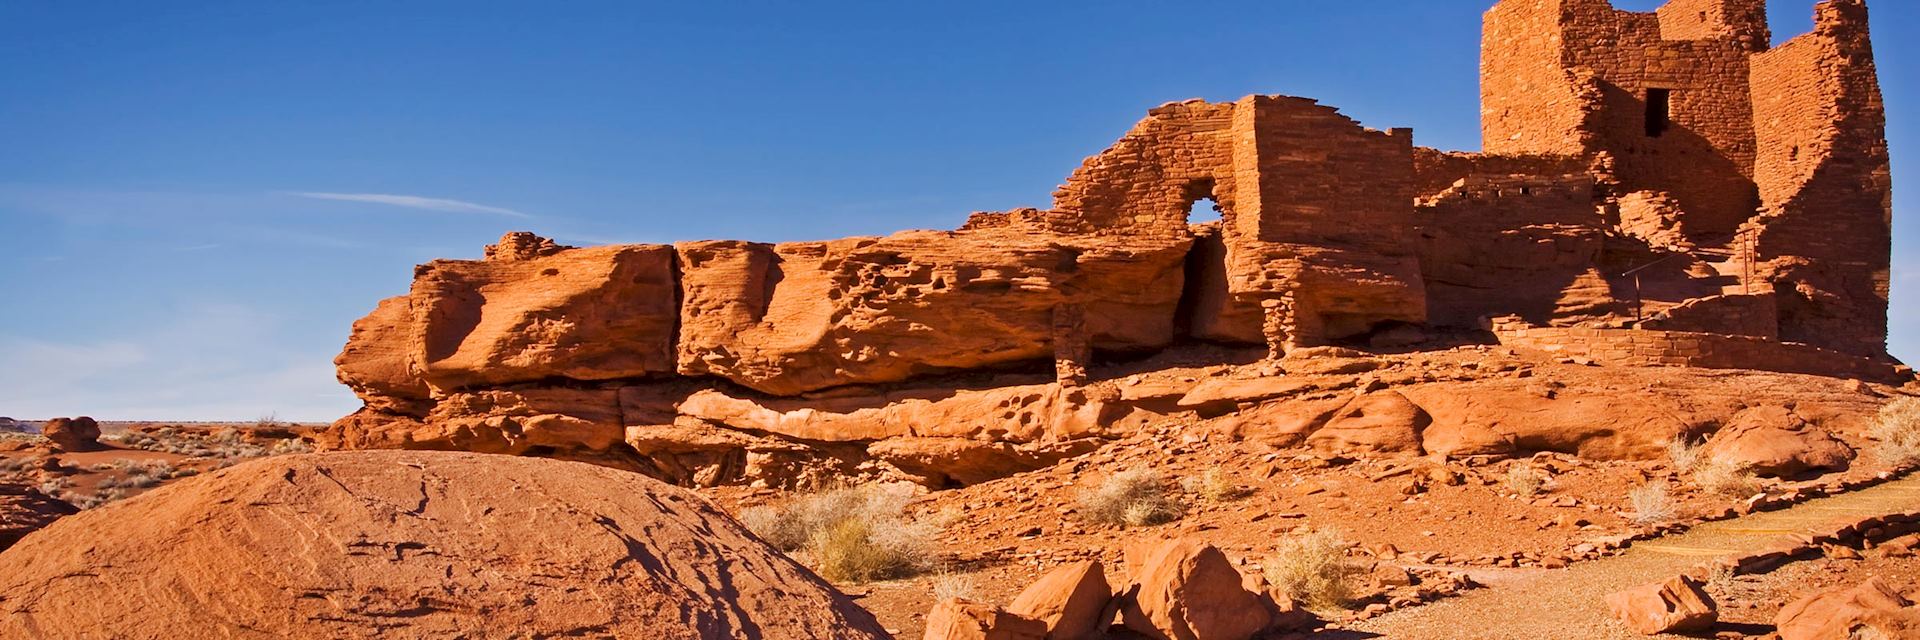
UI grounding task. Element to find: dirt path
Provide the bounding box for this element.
[1347,475,1920,639]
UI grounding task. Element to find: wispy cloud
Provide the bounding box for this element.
[285,192,534,219]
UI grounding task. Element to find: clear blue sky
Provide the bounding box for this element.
[0,1,1913,421]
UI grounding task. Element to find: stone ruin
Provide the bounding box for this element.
[323,0,1898,488]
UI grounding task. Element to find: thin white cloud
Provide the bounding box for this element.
[286,191,534,219]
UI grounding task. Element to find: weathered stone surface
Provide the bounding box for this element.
[334,296,432,415]
[1775,577,1920,640]
[1006,561,1111,640]
[1604,575,1717,635]
[1306,391,1429,457]
[675,229,1189,396]
[1703,405,1854,477]
[925,599,1047,640]
[1121,538,1270,640]
[39,417,100,453]
[0,451,891,639]
[0,484,77,552]
[409,239,678,392]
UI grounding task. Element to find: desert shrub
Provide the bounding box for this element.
[0,456,41,474]
[1665,436,1705,471]
[1079,469,1183,528]
[37,477,68,495]
[1181,468,1249,503]
[269,438,314,456]
[740,483,933,584]
[1628,483,1677,525]
[1503,464,1545,497]
[1691,456,1759,498]
[927,568,977,602]
[1264,528,1362,612]
[1869,397,1920,468]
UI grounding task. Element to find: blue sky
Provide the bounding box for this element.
[0,1,1913,421]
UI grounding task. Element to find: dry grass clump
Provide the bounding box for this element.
[1869,397,1920,468]
[1080,469,1183,528]
[1691,455,1760,499]
[96,459,189,490]
[739,483,933,583]
[0,456,42,474]
[1181,468,1250,503]
[1628,483,1677,525]
[116,426,310,463]
[1503,464,1545,497]
[1264,528,1362,612]
[1665,436,1705,471]
[928,569,977,602]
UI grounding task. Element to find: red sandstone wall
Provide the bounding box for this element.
[1049,100,1238,239]
[1481,0,1591,157]
[1494,323,1900,382]
[1411,147,1592,198]
[1224,96,1425,341]
[1415,174,1618,328]
[1744,0,1892,357]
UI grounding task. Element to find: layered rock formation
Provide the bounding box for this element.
[0,451,891,639]
[325,0,1901,490]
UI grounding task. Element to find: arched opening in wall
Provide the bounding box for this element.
[1180,179,1222,226]
[1188,198,1222,224]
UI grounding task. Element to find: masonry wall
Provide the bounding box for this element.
[1415,174,1618,328]
[1493,324,1901,382]
[1224,96,1425,340]
[1744,0,1892,357]
[1482,0,1765,239]
[1049,100,1238,239]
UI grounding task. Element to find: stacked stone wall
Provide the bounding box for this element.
[1492,322,1901,382]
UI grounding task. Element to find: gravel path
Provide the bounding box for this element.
[1345,474,1920,639]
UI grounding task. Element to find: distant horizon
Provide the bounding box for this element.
[2,0,1914,421]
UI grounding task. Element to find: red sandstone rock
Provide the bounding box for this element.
[1703,405,1855,477]
[1775,577,1920,640]
[0,484,77,552]
[1006,561,1111,640]
[0,451,891,639]
[39,417,100,452]
[1305,391,1429,457]
[1121,538,1270,640]
[1604,575,1717,635]
[925,599,1047,640]
[409,239,679,392]
[333,296,432,415]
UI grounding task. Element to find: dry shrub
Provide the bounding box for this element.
[928,569,977,602]
[1264,528,1361,612]
[1181,468,1250,503]
[739,483,932,583]
[1665,436,1705,471]
[1079,469,1183,528]
[1692,456,1759,498]
[1628,483,1677,525]
[1503,464,1545,497]
[1869,397,1920,468]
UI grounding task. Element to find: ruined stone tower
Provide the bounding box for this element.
[1479,0,1891,356]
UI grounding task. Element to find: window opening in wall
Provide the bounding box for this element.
[1646,88,1672,138]
[1188,198,1222,224]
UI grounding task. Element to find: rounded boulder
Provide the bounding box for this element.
[0,450,891,640]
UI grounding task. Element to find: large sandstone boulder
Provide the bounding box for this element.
[1121,538,1270,640]
[1604,575,1716,635]
[407,239,680,392]
[1702,405,1854,478]
[0,484,76,552]
[1405,381,1693,459]
[1775,578,1920,640]
[924,599,1048,640]
[39,417,100,452]
[1006,561,1112,640]
[333,296,432,415]
[675,229,1188,396]
[1305,391,1429,457]
[0,451,890,639]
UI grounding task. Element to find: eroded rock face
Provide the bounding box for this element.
[1604,575,1717,635]
[1774,577,1920,640]
[1006,561,1111,640]
[0,451,891,639]
[0,484,76,552]
[1121,538,1271,640]
[1703,405,1855,477]
[39,417,100,452]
